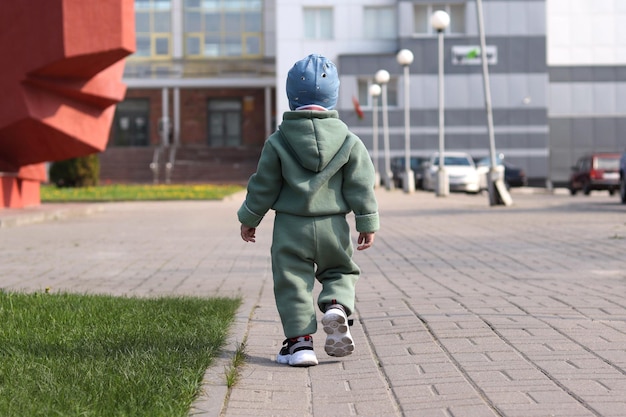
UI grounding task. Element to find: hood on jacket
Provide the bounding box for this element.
[278,111,349,173]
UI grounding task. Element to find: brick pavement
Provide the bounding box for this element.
[1,189,625,417]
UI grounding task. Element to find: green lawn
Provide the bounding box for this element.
[40,184,244,202]
[0,291,241,417]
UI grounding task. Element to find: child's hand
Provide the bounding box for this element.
[241,224,256,243]
[357,232,375,250]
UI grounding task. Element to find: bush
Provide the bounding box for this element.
[49,154,100,187]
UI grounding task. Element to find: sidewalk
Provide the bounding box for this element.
[1,189,625,417]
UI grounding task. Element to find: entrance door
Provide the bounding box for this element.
[208,99,242,147]
[112,98,150,146]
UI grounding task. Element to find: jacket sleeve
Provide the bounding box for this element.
[237,140,283,227]
[342,136,380,232]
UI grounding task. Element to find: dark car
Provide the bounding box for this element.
[502,162,528,187]
[568,153,621,196]
[390,156,428,189]
[474,156,528,189]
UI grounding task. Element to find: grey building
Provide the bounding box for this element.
[281,0,626,186]
[336,0,550,184]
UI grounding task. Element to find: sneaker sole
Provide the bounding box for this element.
[322,308,354,357]
[288,350,318,367]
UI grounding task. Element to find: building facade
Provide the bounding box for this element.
[331,0,549,184]
[108,0,626,186]
[546,0,626,185]
[106,0,276,183]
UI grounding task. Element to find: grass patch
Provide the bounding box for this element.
[224,340,248,388]
[40,184,244,202]
[0,291,241,417]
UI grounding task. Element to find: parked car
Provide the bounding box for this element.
[619,152,626,204]
[390,156,428,189]
[568,153,621,196]
[422,152,480,194]
[475,156,528,190]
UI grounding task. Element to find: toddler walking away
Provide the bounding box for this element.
[237,54,379,367]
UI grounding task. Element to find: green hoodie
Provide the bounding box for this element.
[237,110,379,232]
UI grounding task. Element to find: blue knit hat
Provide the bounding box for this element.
[286,54,340,110]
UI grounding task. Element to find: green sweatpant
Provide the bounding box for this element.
[271,212,360,338]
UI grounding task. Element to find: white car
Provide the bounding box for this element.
[423,152,481,194]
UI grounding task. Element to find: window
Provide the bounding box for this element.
[133,0,172,58]
[358,79,370,107]
[303,8,333,40]
[183,0,263,58]
[363,7,396,39]
[186,35,202,55]
[413,3,465,35]
[358,78,398,108]
[113,99,150,147]
[208,99,242,147]
[244,34,261,55]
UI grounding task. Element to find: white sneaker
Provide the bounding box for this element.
[276,335,319,367]
[322,305,354,357]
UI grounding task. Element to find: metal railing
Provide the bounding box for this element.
[149,145,177,184]
[149,146,162,184]
[165,146,177,184]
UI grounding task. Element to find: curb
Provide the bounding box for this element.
[0,204,104,228]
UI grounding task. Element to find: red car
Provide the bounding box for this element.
[568,153,621,196]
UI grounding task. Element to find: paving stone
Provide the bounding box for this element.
[3,190,626,416]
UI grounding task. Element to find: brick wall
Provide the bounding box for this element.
[118,87,271,147]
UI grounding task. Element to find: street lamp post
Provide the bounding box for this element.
[476,0,513,206]
[431,10,450,197]
[375,69,394,190]
[369,84,382,188]
[397,49,415,193]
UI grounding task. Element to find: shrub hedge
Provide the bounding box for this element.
[49,154,100,187]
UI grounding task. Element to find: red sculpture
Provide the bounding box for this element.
[0,0,134,208]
